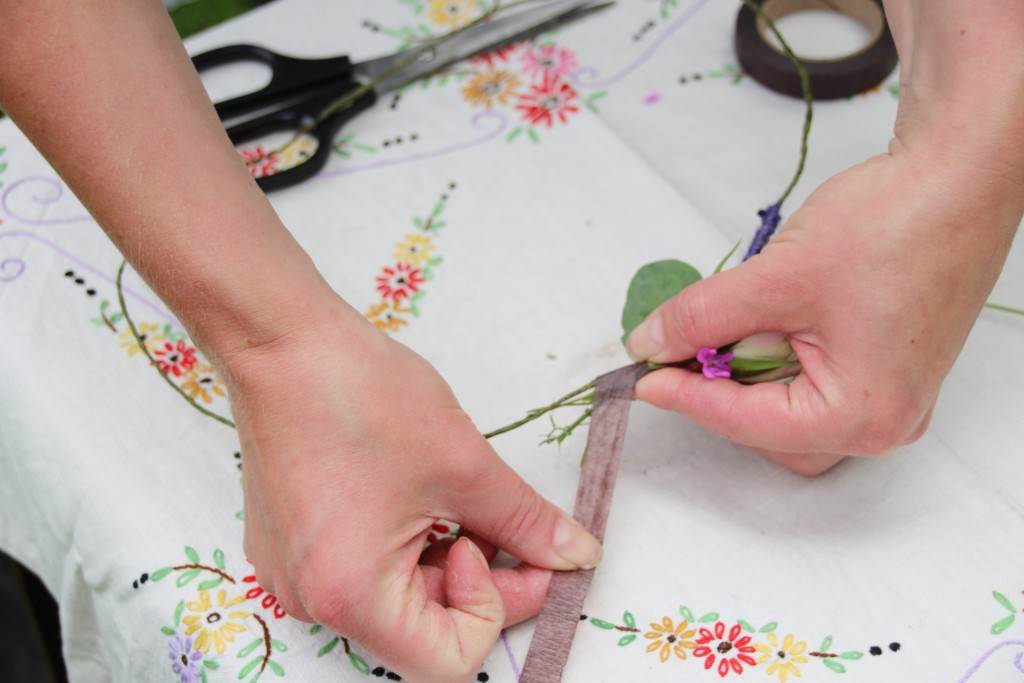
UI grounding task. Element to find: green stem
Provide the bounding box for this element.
[986,302,1024,316]
[483,380,595,439]
[116,261,237,430]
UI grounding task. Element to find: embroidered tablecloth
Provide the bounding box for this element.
[1,1,1022,682]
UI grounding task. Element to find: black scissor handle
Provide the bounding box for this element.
[191,44,356,120]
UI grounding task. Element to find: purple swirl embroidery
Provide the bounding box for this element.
[1,176,92,226]
[570,0,712,90]
[958,640,1024,682]
[0,257,26,282]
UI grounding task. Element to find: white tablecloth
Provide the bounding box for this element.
[1,1,1022,681]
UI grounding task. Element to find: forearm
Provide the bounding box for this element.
[0,0,347,361]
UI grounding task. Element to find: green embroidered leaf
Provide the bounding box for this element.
[428,256,444,266]
[235,510,244,520]
[184,546,200,563]
[173,600,185,627]
[621,260,702,340]
[429,220,446,231]
[161,626,176,636]
[422,267,434,280]
[698,612,719,623]
[201,669,208,683]
[90,318,105,326]
[623,611,636,629]
[992,614,1016,635]
[237,654,262,679]
[150,567,173,582]
[823,659,846,673]
[0,162,7,174]
[589,618,615,630]
[585,91,607,113]
[198,576,223,591]
[820,635,833,652]
[175,569,201,587]
[266,659,285,676]
[618,635,637,647]
[679,606,696,622]
[309,625,322,636]
[994,591,1017,613]
[271,639,288,653]
[203,659,220,670]
[109,313,124,324]
[840,651,863,660]
[738,620,754,633]
[317,637,340,657]
[527,128,540,144]
[413,217,424,229]
[213,549,226,570]
[507,127,524,142]
[759,622,778,633]
[100,299,109,312]
[349,652,371,675]
[237,639,263,659]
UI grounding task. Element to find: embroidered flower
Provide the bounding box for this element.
[462,70,522,109]
[516,72,580,127]
[376,263,425,302]
[520,44,578,78]
[693,622,758,677]
[181,588,250,655]
[242,575,287,619]
[755,633,808,683]
[153,340,198,378]
[393,233,437,266]
[180,363,226,404]
[167,634,203,683]
[644,617,697,663]
[275,134,318,170]
[426,0,476,29]
[366,300,411,333]
[470,43,521,68]
[240,145,278,178]
[697,347,734,379]
[118,322,165,357]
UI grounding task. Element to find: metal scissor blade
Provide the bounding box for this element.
[359,0,614,93]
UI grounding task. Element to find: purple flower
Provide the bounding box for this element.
[167,635,203,683]
[743,202,782,261]
[697,347,734,379]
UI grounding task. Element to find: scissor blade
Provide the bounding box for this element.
[360,0,613,93]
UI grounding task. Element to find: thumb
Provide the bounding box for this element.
[626,259,802,363]
[444,537,505,666]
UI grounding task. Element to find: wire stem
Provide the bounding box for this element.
[483,380,596,439]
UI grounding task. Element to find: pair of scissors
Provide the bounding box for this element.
[192,0,613,192]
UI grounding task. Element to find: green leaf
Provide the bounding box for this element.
[738,620,754,633]
[618,634,637,647]
[840,651,863,660]
[198,576,224,591]
[349,652,371,674]
[994,591,1017,613]
[698,612,719,623]
[317,637,340,657]
[213,549,226,570]
[590,618,615,630]
[271,639,288,653]
[184,546,200,563]
[714,241,741,274]
[175,569,201,587]
[621,260,702,340]
[150,567,173,582]
[266,659,285,676]
[527,128,540,144]
[161,626,176,636]
[623,611,636,629]
[238,655,262,679]
[729,358,797,373]
[679,606,696,622]
[759,622,778,633]
[203,659,220,670]
[201,669,208,683]
[823,659,846,673]
[309,625,322,635]
[237,639,263,658]
[992,614,1016,635]
[99,299,109,312]
[173,599,185,627]
[820,635,833,651]
[109,313,124,324]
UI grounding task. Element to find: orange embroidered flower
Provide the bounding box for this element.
[366,300,411,333]
[426,0,476,29]
[644,617,697,663]
[118,322,165,357]
[393,233,436,266]
[181,589,249,655]
[180,363,226,404]
[755,633,808,682]
[462,70,521,109]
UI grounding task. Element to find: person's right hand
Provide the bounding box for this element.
[220,298,601,683]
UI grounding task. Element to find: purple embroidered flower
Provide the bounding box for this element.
[743,202,782,261]
[697,347,734,379]
[167,635,203,683]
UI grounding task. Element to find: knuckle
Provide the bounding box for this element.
[847,397,918,456]
[296,561,358,629]
[666,286,708,346]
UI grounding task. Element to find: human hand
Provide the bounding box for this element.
[221,300,601,682]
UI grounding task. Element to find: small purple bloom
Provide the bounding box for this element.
[743,202,782,261]
[167,635,203,683]
[697,347,734,379]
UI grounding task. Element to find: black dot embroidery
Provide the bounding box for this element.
[869,646,882,656]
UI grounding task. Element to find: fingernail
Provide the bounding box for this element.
[553,515,602,570]
[461,537,490,571]
[627,315,664,362]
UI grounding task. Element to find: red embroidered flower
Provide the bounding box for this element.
[242,574,287,619]
[470,42,520,68]
[152,340,197,378]
[520,44,578,78]
[427,521,454,544]
[516,72,579,127]
[693,622,757,677]
[376,263,425,302]
[239,146,279,179]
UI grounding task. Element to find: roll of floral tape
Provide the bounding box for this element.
[735,0,899,100]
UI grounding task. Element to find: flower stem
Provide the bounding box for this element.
[986,302,1024,316]
[483,380,596,439]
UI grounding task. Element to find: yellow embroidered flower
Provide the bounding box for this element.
[276,134,318,169]
[461,70,521,109]
[644,617,696,663]
[755,632,809,682]
[393,233,436,266]
[181,589,249,655]
[366,300,411,333]
[180,363,227,404]
[426,0,476,28]
[118,322,165,357]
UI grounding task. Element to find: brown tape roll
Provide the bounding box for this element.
[735,0,899,100]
